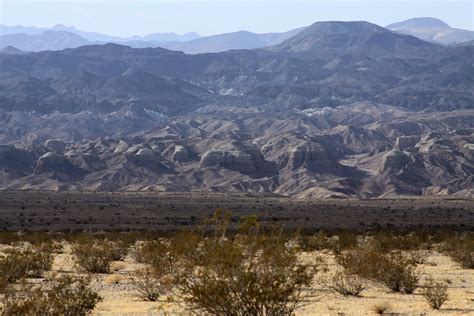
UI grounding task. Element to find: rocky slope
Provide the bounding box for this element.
[1,103,472,197]
[0,21,472,197]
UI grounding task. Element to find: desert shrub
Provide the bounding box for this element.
[108,240,130,261]
[0,245,54,292]
[368,231,428,253]
[175,213,315,315]
[371,302,391,314]
[421,277,448,310]
[0,232,57,246]
[443,235,473,269]
[1,275,100,315]
[131,267,174,302]
[406,250,430,265]
[72,239,117,273]
[132,231,201,268]
[336,248,419,293]
[332,232,358,254]
[298,230,332,251]
[330,274,366,297]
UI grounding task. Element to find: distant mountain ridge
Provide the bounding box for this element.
[2,17,473,53]
[386,17,474,45]
[159,28,305,54]
[0,20,472,197]
[0,24,200,43]
[0,24,305,53]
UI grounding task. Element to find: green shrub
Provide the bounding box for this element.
[1,275,100,315]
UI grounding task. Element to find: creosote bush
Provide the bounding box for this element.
[0,244,54,292]
[72,239,120,273]
[1,275,100,316]
[336,248,419,293]
[175,212,316,316]
[443,235,473,269]
[369,231,430,253]
[330,274,366,297]
[131,267,174,302]
[421,277,448,310]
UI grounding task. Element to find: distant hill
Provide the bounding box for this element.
[0,24,201,43]
[386,17,474,45]
[268,21,437,59]
[0,46,27,54]
[0,31,90,51]
[0,23,304,53]
[159,28,304,54]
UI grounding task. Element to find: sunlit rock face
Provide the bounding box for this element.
[395,136,420,151]
[380,150,410,172]
[45,139,66,153]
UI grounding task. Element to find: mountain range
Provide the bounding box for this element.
[1,17,473,53]
[0,20,472,197]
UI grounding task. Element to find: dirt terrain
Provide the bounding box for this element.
[2,243,472,315]
[0,191,472,231]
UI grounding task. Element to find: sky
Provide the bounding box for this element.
[0,0,472,37]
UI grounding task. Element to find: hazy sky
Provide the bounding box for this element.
[0,0,472,37]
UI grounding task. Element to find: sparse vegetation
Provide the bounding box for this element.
[330,274,366,297]
[0,219,471,314]
[443,235,473,269]
[371,301,391,314]
[131,267,174,302]
[1,275,100,315]
[72,239,118,273]
[0,244,53,292]
[336,248,419,293]
[175,213,316,315]
[421,277,448,310]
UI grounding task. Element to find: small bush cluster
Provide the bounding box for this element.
[299,230,357,253]
[72,238,128,273]
[330,274,366,296]
[421,277,448,310]
[173,213,316,315]
[336,248,419,293]
[0,245,54,292]
[369,231,430,253]
[443,235,473,269]
[131,267,174,302]
[1,275,100,315]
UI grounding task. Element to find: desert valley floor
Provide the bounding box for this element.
[0,191,472,231]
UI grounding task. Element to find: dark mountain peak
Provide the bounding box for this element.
[301,20,386,36]
[386,17,450,29]
[0,45,25,54]
[268,20,437,59]
[60,43,183,61]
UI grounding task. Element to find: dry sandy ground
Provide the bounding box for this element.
[32,245,472,316]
